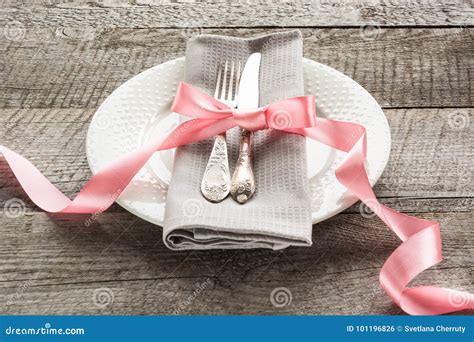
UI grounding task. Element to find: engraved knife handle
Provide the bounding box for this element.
[230,129,255,204]
[201,133,231,202]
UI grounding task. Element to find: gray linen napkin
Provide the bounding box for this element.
[163,30,312,250]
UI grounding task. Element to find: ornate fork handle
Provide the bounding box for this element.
[230,129,255,203]
[201,133,231,202]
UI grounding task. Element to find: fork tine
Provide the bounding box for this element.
[214,64,222,99]
[227,61,235,101]
[234,61,241,101]
[220,61,228,100]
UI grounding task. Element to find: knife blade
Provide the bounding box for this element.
[236,53,261,109]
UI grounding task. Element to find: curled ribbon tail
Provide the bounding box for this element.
[401,286,474,315]
[310,115,473,315]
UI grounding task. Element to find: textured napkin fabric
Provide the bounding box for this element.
[163,30,312,250]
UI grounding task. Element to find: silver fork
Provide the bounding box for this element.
[201,60,241,202]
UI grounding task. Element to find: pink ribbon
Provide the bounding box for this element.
[1,82,472,315]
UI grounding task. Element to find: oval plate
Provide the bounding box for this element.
[86,57,391,226]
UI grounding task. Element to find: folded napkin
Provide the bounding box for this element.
[163,30,312,250]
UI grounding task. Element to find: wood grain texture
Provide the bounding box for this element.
[1,108,472,209]
[0,211,472,315]
[1,27,473,108]
[2,0,472,28]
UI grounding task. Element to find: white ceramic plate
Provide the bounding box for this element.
[86,57,391,226]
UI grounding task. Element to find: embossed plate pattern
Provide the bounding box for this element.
[86,57,391,226]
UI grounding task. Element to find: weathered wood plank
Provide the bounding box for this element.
[2,269,472,315]
[1,108,472,209]
[1,0,472,28]
[380,107,473,197]
[0,211,471,315]
[1,27,472,108]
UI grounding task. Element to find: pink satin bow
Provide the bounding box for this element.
[0,82,472,315]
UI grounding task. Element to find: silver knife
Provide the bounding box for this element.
[230,53,261,203]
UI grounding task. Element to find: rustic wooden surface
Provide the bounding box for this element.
[0,1,472,315]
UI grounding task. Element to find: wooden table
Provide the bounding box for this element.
[1,1,472,315]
